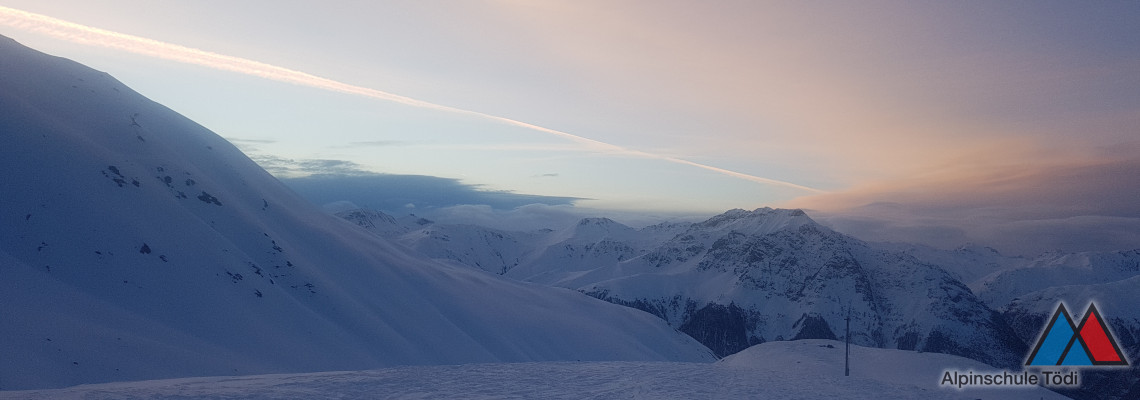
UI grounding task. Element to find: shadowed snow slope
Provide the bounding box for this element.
[0,340,1068,399]
[0,35,713,391]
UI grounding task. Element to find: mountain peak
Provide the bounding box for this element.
[578,217,619,226]
[696,207,818,236]
[568,217,635,237]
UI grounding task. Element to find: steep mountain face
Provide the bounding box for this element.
[0,35,714,390]
[573,209,1026,367]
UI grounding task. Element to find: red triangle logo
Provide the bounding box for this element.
[1075,303,1129,366]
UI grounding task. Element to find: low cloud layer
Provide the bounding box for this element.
[795,152,1140,256]
[281,173,582,213]
[420,203,707,232]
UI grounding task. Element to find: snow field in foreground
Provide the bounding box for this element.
[1,340,1069,399]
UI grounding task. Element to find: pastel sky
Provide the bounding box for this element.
[2,1,1138,255]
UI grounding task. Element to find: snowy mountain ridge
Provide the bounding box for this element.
[340,207,1022,367]
[0,35,714,391]
[341,205,1140,374]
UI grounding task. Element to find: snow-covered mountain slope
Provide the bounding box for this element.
[1003,275,1140,344]
[0,35,714,390]
[332,207,436,238]
[0,339,1069,400]
[872,243,1140,315]
[880,240,1140,400]
[575,209,1026,367]
[973,250,1140,308]
[406,223,544,275]
[365,206,1139,323]
[507,217,683,284]
[340,209,688,282]
[876,242,1028,289]
[339,207,1026,367]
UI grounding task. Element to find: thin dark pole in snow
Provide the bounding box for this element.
[845,308,850,377]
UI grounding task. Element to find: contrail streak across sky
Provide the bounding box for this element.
[0,5,823,193]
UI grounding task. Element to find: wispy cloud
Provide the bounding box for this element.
[0,5,823,194]
[281,174,583,213]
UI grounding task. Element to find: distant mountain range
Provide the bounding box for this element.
[341,206,1140,400]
